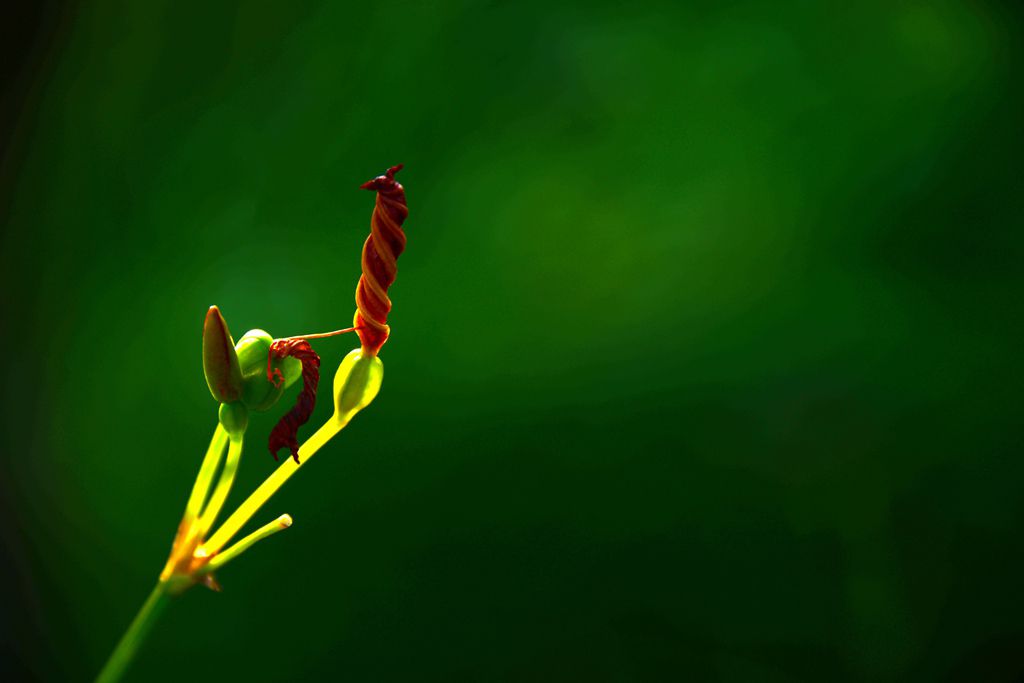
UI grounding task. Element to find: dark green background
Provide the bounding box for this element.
[2,1,1023,681]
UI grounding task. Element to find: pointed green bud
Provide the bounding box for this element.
[235,329,301,412]
[203,306,243,403]
[332,349,384,424]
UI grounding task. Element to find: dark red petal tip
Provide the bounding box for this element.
[360,164,404,192]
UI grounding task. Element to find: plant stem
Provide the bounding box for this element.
[200,514,293,573]
[201,418,344,555]
[185,424,228,522]
[96,582,171,683]
[196,432,244,537]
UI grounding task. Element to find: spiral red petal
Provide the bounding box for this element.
[355,164,408,355]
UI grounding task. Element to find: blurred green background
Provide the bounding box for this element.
[2,1,1022,680]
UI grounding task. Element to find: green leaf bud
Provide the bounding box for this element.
[202,306,243,403]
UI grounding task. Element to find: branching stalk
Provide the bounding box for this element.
[200,514,293,573]
[201,418,345,555]
[196,433,244,537]
[184,425,228,522]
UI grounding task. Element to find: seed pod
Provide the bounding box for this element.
[333,348,384,424]
[203,306,243,403]
[235,329,301,412]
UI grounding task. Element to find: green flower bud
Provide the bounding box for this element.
[333,349,384,423]
[218,401,249,435]
[235,329,301,412]
[203,306,243,403]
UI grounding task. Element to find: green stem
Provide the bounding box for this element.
[185,425,229,522]
[196,432,245,538]
[96,582,172,683]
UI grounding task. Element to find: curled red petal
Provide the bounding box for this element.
[356,165,408,355]
[267,339,321,463]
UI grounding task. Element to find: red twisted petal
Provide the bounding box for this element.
[356,165,408,355]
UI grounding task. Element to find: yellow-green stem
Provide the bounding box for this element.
[95,583,171,683]
[201,418,345,555]
[184,425,228,522]
[200,514,293,572]
[196,433,244,537]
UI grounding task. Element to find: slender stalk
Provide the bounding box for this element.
[95,583,171,683]
[201,418,344,555]
[184,425,228,522]
[196,433,244,537]
[279,326,359,341]
[199,514,293,572]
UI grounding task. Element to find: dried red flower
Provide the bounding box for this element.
[266,338,320,463]
[263,164,407,462]
[355,164,408,356]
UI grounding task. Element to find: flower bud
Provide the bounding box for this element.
[202,306,243,403]
[332,349,384,423]
[235,329,301,412]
